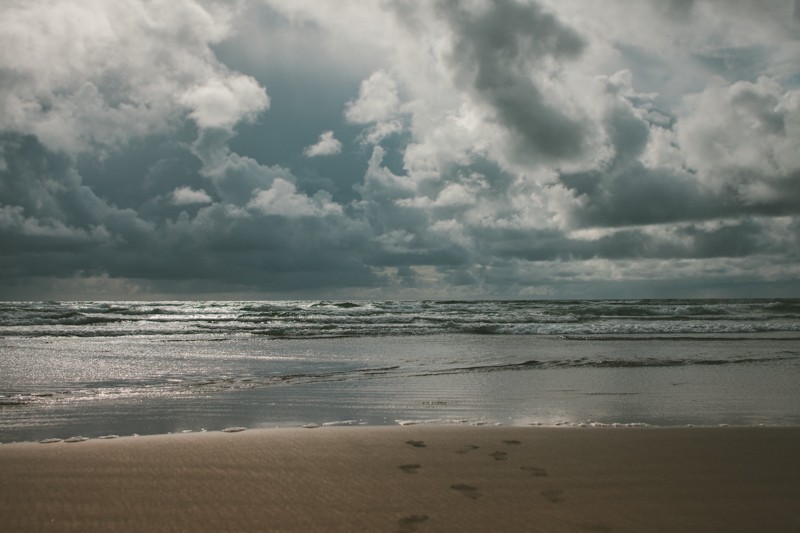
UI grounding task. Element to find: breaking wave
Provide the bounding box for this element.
[0,299,798,338]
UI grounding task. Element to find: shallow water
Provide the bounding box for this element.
[1,300,799,442]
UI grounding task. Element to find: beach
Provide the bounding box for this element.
[2,300,799,531]
[2,426,799,532]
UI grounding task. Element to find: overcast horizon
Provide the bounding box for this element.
[2,0,800,301]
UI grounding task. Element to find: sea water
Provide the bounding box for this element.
[1,300,799,442]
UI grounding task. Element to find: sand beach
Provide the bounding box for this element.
[1,426,799,532]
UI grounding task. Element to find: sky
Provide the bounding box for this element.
[1,0,800,300]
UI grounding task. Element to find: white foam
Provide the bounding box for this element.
[396,418,476,426]
[301,423,320,429]
[97,434,119,439]
[38,438,62,444]
[222,426,247,433]
[321,420,363,427]
[64,436,88,443]
[521,421,655,428]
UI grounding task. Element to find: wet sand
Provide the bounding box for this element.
[1,426,799,532]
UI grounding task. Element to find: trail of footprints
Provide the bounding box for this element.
[397,437,564,532]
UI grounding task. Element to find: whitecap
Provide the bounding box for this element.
[322,420,362,427]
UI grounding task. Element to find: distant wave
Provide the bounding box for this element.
[1,299,798,338]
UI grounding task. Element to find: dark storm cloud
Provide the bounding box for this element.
[2,0,800,298]
[476,218,792,264]
[437,0,588,163]
[0,132,379,295]
[119,206,377,290]
[0,134,152,245]
[557,73,800,232]
[557,85,715,227]
[660,0,695,19]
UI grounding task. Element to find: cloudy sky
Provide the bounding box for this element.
[2,0,800,300]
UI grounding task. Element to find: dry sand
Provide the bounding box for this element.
[1,426,799,532]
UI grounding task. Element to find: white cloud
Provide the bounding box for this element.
[344,70,404,144]
[247,178,343,217]
[4,0,800,298]
[344,70,400,124]
[181,76,268,130]
[430,218,472,248]
[677,77,800,177]
[171,187,213,206]
[397,183,476,209]
[0,0,268,153]
[190,130,291,205]
[303,131,342,157]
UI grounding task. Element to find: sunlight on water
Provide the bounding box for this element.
[1,300,799,442]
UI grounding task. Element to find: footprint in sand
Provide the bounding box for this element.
[502,439,522,445]
[455,444,479,454]
[488,451,508,461]
[451,484,481,500]
[540,487,565,503]
[405,440,427,448]
[397,514,429,532]
[399,464,422,474]
[520,466,548,477]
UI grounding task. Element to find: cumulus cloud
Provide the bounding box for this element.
[247,178,343,217]
[438,0,589,163]
[171,187,213,206]
[676,77,800,207]
[0,0,268,154]
[343,71,404,144]
[257,0,800,296]
[2,0,800,298]
[303,131,342,157]
[344,70,400,124]
[181,76,269,130]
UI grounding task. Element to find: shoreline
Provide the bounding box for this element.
[2,418,797,447]
[0,420,796,446]
[2,426,799,532]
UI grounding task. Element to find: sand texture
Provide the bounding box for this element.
[1,426,799,532]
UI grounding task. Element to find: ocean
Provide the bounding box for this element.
[1,299,799,442]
